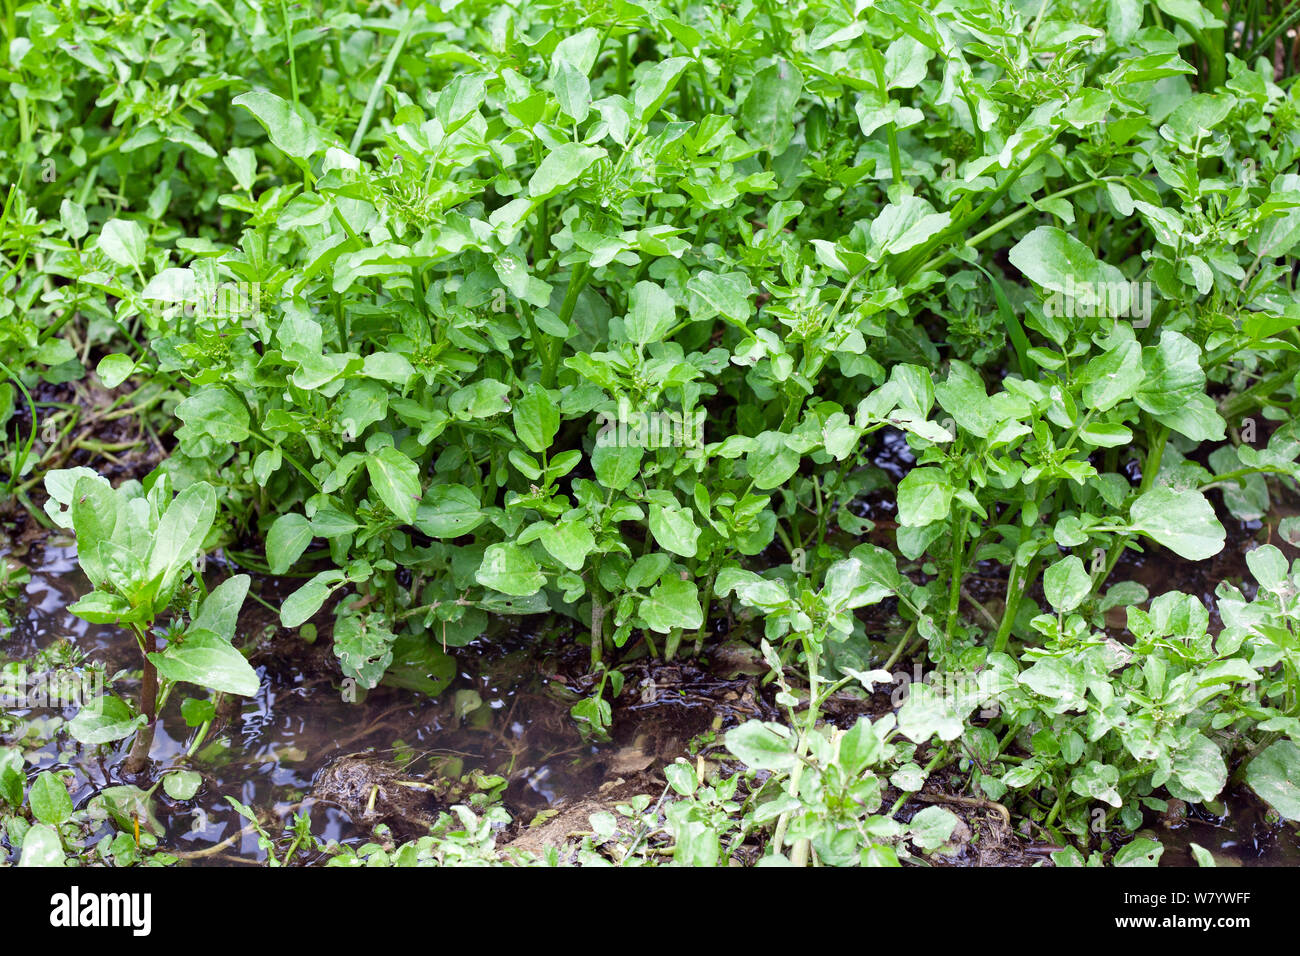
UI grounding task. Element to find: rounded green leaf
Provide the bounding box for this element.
[724,720,796,771]
[415,484,485,538]
[476,543,545,596]
[18,824,65,867]
[640,577,703,634]
[1043,555,1091,614]
[96,353,136,389]
[1130,487,1225,561]
[1245,740,1300,821]
[150,630,261,697]
[67,696,146,745]
[163,770,202,801]
[29,772,74,825]
[896,467,953,527]
[648,503,700,558]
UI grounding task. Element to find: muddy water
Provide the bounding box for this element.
[2,543,729,864]
[1157,792,1300,867]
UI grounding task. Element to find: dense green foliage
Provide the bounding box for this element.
[5,0,1300,865]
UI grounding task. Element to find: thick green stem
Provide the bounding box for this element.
[589,577,606,669]
[693,569,716,658]
[945,507,968,642]
[789,639,820,867]
[994,555,1040,654]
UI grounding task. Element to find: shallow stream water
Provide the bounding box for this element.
[3,535,1298,866]
[3,543,730,863]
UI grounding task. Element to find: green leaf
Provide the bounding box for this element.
[513,383,560,453]
[18,824,65,867]
[1246,543,1288,591]
[0,749,23,807]
[640,577,703,634]
[233,90,325,162]
[366,446,421,524]
[909,806,958,851]
[449,379,512,420]
[687,271,753,325]
[266,514,314,574]
[94,785,162,837]
[632,56,692,123]
[591,441,642,491]
[1008,225,1125,298]
[1079,338,1143,412]
[1245,740,1300,821]
[541,520,595,571]
[145,481,217,597]
[725,720,796,771]
[649,503,701,557]
[476,543,545,596]
[97,353,136,388]
[528,143,607,200]
[1078,422,1133,448]
[1114,837,1164,867]
[1043,556,1091,614]
[69,475,121,583]
[175,388,251,445]
[67,696,146,745]
[182,698,216,727]
[28,772,73,825]
[554,62,591,124]
[896,467,953,527]
[1130,487,1225,561]
[870,196,950,256]
[625,281,677,347]
[163,770,202,801]
[823,555,895,610]
[280,571,344,628]
[1189,843,1217,867]
[191,574,249,645]
[59,199,88,240]
[333,611,396,689]
[1168,733,1227,804]
[415,484,485,538]
[150,629,260,697]
[839,717,886,776]
[747,431,800,490]
[1153,0,1221,30]
[1136,331,1204,416]
[897,683,964,743]
[740,60,804,153]
[97,218,146,269]
[67,590,134,624]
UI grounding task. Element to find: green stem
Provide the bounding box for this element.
[945,507,968,642]
[1220,358,1300,419]
[349,10,418,155]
